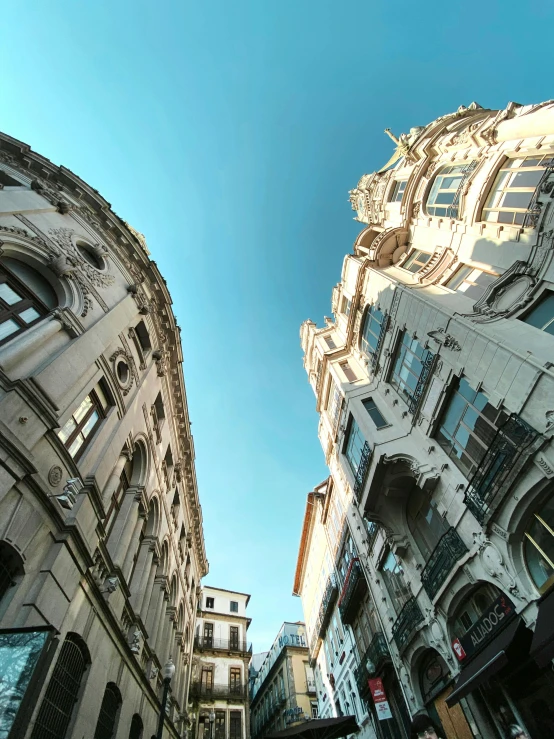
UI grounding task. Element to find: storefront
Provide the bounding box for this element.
[418,650,472,739]
[446,584,554,738]
[367,664,411,739]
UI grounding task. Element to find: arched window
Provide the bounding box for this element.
[31,633,90,739]
[525,493,554,593]
[452,583,501,636]
[93,682,122,739]
[0,540,24,606]
[129,714,143,739]
[0,258,57,346]
[482,155,551,226]
[407,488,449,560]
[425,163,474,218]
[419,650,451,704]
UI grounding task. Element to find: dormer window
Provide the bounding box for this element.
[401,250,431,273]
[483,155,551,226]
[389,180,407,203]
[426,164,472,218]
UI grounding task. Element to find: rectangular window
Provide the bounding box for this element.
[328,381,343,431]
[390,332,434,408]
[311,703,319,719]
[0,170,23,188]
[339,361,356,383]
[57,381,110,459]
[205,597,214,609]
[201,666,213,691]
[389,180,407,203]
[230,600,239,612]
[381,550,411,614]
[401,249,432,273]
[324,335,337,350]
[344,417,368,477]
[203,622,214,647]
[360,305,385,357]
[230,666,242,692]
[341,296,352,316]
[445,265,498,301]
[483,155,552,226]
[215,711,225,739]
[426,163,470,218]
[229,625,239,649]
[230,712,242,739]
[362,398,387,428]
[520,291,554,336]
[0,265,47,346]
[436,378,508,478]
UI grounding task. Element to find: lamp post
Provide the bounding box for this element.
[208,709,216,739]
[156,659,176,739]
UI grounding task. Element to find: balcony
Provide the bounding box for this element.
[464,414,539,524]
[194,636,252,654]
[317,574,338,638]
[354,632,390,698]
[392,597,424,652]
[338,559,368,624]
[189,682,248,702]
[354,442,372,501]
[421,528,468,600]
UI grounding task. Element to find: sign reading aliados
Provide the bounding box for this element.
[452,593,515,662]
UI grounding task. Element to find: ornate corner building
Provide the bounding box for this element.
[298,100,554,739]
[0,132,208,738]
[189,587,252,739]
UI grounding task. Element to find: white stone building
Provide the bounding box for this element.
[300,100,554,739]
[190,586,252,739]
[0,132,208,738]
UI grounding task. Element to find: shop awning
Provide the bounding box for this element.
[530,587,554,669]
[265,715,359,739]
[446,619,532,707]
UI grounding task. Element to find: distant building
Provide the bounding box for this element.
[250,622,317,739]
[190,586,252,739]
[0,131,208,738]
[299,99,554,739]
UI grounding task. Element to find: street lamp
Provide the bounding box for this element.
[209,710,216,739]
[156,659,176,739]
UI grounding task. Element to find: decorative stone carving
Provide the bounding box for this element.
[152,348,169,377]
[129,628,143,655]
[100,575,119,595]
[427,328,462,351]
[428,618,454,665]
[473,532,528,602]
[535,453,554,478]
[48,465,63,487]
[110,347,139,396]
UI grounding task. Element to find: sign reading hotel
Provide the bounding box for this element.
[454,593,515,661]
[368,677,393,721]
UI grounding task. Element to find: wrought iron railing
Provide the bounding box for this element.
[407,349,436,415]
[338,559,367,624]
[464,414,539,524]
[189,682,248,701]
[392,596,424,652]
[523,159,554,228]
[421,528,468,600]
[194,636,252,653]
[446,160,478,219]
[317,574,338,638]
[370,314,390,371]
[365,520,380,553]
[354,442,372,500]
[354,631,390,697]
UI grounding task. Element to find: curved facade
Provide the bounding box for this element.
[0,132,208,738]
[299,100,554,739]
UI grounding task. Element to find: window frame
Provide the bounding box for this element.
[362,398,388,429]
[389,331,434,408]
[519,289,554,336]
[400,249,432,274]
[443,264,499,301]
[342,415,367,478]
[230,600,239,613]
[388,180,407,203]
[425,163,473,219]
[57,388,107,460]
[360,304,385,358]
[0,264,49,346]
[205,596,215,609]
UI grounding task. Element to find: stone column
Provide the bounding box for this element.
[121,513,146,583]
[157,607,176,665]
[147,580,168,649]
[107,489,143,573]
[129,538,157,616]
[102,452,130,506]
[0,313,66,374]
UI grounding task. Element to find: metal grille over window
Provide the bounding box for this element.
[360,306,388,370]
[483,155,554,226]
[390,332,435,414]
[426,161,476,218]
[31,634,89,739]
[93,683,121,739]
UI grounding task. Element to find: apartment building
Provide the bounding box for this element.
[189,587,252,739]
[0,131,208,738]
[300,99,554,739]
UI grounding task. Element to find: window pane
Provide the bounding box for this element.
[73,396,93,424]
[68,434,84,458]
[523,293,554,331]
[18,307,41,324]
[501,191,533,209]
[0,283,23,306]
[363,399,387,428]
[57,417,76,443]
[511,170,543,188]
[0,318,19,341]
[446,265,473,290]
[81,410,100,439]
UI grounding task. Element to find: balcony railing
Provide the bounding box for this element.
[523,159,554,228]
[354,631,390,698]
[317,574,338,638]
[464,414,539,524]
[189,682,248,701]
[354,442,372,501]
[391,597,424,652]
[338,559,368,624]
[370,314,390,371]
[194,636,252,653]
[421,528,468,600]
[407,349,436,415]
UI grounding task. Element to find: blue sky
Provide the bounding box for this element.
[2,1,554,651]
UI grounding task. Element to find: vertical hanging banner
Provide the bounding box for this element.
[368,677,393,721]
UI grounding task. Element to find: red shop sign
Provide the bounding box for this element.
[368,678,393,721]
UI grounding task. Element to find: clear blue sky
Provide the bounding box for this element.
[2,1,553,651]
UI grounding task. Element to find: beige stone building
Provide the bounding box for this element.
[0,132,208,738]
[300,100,554,739]
[250,622,316,739]
[189,586,252,739]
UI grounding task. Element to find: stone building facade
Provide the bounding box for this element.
[189,586,252,739]
[300,100,554,739]
[0,131,208,738]
[250,622,316,739]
